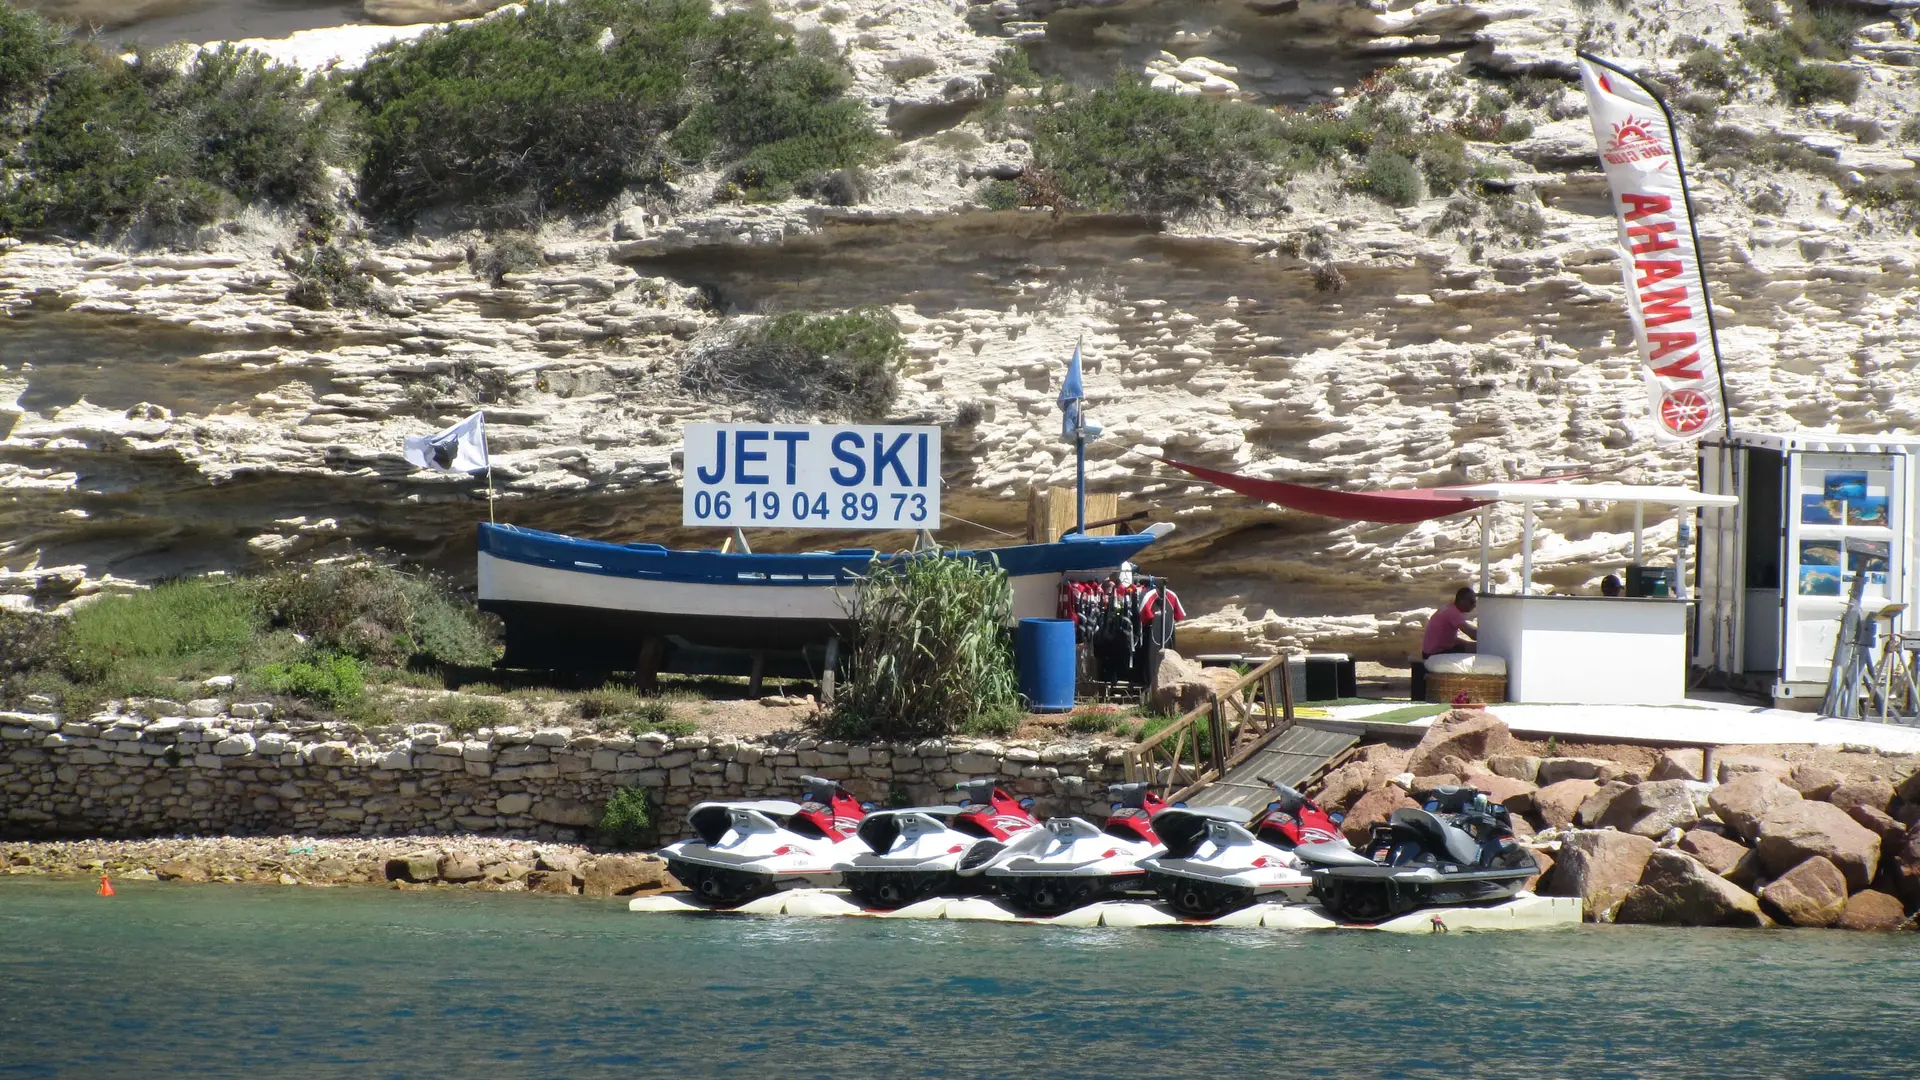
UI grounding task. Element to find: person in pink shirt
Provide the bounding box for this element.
[1421,587,1478,658]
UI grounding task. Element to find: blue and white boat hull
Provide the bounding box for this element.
[476,523,1162,668]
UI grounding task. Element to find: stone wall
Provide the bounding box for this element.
[0,704,1131,843]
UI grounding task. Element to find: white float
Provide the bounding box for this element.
[626,890,1582,933]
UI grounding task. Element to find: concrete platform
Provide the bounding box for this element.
[1327,699,1920,754]
[626,890,1582,933]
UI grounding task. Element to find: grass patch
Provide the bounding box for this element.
[403,692,507,734]
[1363,703,1450,724]
[679,306,903,421]
[823,552,1020,741]
[0,30,349,236]
[599,784,655,848]
[348,0,875,226]
[61,580,259,686]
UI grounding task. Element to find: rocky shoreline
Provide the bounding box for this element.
[1311,710,1920,931]
[0,834,677,898]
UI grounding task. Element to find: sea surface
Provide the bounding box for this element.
[3,877,1916,1079]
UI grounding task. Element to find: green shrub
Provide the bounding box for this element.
[286,244,374,311]
[988,46,1039,89]
[1031,77,1291,216]
[253,563,496,668]
[628,707,697,738]
[474,231,545,286]
[62,580,258,684]
[680,306,903,421]
[1736,3,1866,106]
[578,686,642,720]
[0,4,62,107]
[600,784,655,848]
[981,178,1021,210]
[1,40,346,235]
[1134,711,1214,761]
[0,608,67,676]
[349,0,873,225]
[1679,47,1743,91]
[418,693,506,734]
[255,652,366,708]
[1777,61,1861,104]
[1351,149,1423,206]
[823,552,1019,741]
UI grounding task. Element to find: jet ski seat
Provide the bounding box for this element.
[1389,808,1482,867]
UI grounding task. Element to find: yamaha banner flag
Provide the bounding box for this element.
[1579,53,1728,443]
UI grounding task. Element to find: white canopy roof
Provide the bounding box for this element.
[1433,482,1739,508]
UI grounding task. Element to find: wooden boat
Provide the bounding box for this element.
[476,522,1169,670]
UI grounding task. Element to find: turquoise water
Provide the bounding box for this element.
[3,878,1917,1079]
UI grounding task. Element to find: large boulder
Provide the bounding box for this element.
[1889,822,1920,909]
[581,855,669,898]
[1462,772,1537,809]
[1716,754,1794,784]
[1895,768,1920,806]
[1341,787,1418,846]
[1598,779,1702,839]
[1828,778,1895,816]
[437,852,484,883]
[1524,846,1555,893]
[1838,890,1910,931]
[1405,710,1513,778]
[1532,778,1601,829]
[1547,829,1656,922]
[1677,828,1757,884]
[1787,764,1842,801]
[1616,849,1771,927]
[1709,773,1802,843]
[1537,757,1615,785]
[1650,748,1705,782]
[1755,800,1882,891]
[1487,754,1541,783]
[1149,650,1242,716]
[1758,856,1849,928]
[1846,803,1903,842]
[1574,781,1631,828]
[1313,760,1377,813]
[384,853,441,883]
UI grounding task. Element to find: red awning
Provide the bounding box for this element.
[1162,459,1571,525]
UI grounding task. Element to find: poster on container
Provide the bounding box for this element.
[1578,52,1728,443]
[681,423,941,529]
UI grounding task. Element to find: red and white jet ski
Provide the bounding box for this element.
[660,776,867,908]
[981,782,1169,915]
[834,778,1040,910]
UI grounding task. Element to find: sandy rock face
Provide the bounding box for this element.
[362,0,512,23]
[1616,850,1771,928]
[1549,829,1654,923]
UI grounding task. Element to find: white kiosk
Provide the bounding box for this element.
[1434,482,1740,705]
[1695,432,1920,708]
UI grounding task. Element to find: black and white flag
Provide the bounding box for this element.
[403,410,489,473]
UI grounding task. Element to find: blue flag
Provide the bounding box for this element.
[1058,343,1083,439]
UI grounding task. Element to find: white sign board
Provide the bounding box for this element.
[682,423,941,530]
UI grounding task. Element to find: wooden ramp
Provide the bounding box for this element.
[1187,723,1359,813]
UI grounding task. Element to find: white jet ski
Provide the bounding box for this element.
[1135,804,1314,919]
[659,776,868,908]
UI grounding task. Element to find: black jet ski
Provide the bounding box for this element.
[1292,785,1537,923]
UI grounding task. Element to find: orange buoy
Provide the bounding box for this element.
[98,873,115,897]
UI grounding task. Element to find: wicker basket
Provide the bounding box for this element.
[1425,671,1507,705]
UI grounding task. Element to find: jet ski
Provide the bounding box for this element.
[836,778,1039,910]
[1293,784,1539,923]
[981,782,1169,916]
[659,776,867,908]
[1135,802,1314,919]
[1248,781,1344,850]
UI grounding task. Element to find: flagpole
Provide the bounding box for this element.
[1073,336,1086,537]
[486,463,495,524]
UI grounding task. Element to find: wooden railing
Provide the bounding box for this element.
[1123,653,1298,803]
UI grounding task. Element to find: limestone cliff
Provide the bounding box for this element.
[4,0,1920,657]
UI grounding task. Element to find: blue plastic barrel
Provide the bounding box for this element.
[1015,617,1077,712]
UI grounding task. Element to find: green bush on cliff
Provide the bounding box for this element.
[1030,76,1291,216]
[346,0,874,226]
[254,652,367,708]
[600,784,655,848]
[0,29,349,235]
[0,4,62,107]
[823,552,1020,742]
[680,306,904,421]
[253,563,496,668]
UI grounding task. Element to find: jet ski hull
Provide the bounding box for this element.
[1309,866,1536,923]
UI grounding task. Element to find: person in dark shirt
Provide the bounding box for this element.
[1601,574,1624,597]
